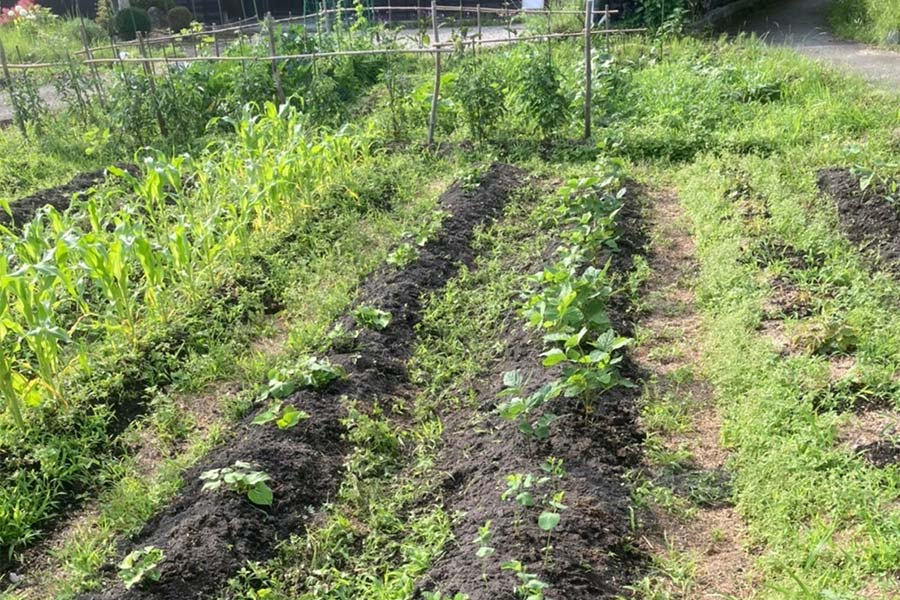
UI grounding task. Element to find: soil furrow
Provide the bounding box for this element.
[0,164,138,229]
[415,188,647,600]
[77,162,528,600]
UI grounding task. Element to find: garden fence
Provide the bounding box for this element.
[0,0,645,143]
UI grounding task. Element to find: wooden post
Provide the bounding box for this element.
[212,25,220,56]
[79,16,107,109]
[253,0,260,20]
[266,13,286,104]
[476,4,481,39]
[387,0,391,25]
[65,51,89,121]
[0,40,26,138]
[583,0,592,140]
[137,31,168,137]
[218,0,225,24]
[426,0,441,146]
[605,3,610,52]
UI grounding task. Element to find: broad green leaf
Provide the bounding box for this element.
[538,511,561,531]
[248,482,273,506]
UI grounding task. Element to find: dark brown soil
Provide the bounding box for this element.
[78,163,529,600]
[855,440,900,468]
[0,164,137,229]
[818,168,900,273]
[416,192,647,600]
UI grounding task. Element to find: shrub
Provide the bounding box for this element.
[452,59,506,141]
[62,18,107,45]
[115,7,151,41]
[167,6,192,32]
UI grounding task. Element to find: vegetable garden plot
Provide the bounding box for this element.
[75,163,528,600]
[415,177,647,600]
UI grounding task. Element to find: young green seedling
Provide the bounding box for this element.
[252,400,309,430]
[200,461,274,507]
[496,371,561,440]
[501,473,549,535]
[260,356,346,402]
[118,546,165,589]
[353,305,392,330]
[473,519,495,581]
[501,560,550,600]
[386,242,419,268]
[538,491,567,565]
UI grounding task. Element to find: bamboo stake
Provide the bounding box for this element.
[605,3,610,51]
[79,16,107,109]
[64,50,89,121]
[426,0,440,146]
[583,0,592,140]
[266,13,286,104]
[137,32,168,138]
[0,40,26,138]
[476,3,481,39]
[213,25,220,57]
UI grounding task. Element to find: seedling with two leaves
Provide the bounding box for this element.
[200,461,274,507]
[473,520,495,581]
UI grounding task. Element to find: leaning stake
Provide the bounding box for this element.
[427,0,441,146]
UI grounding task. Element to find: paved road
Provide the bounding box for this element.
[721,0,899,90]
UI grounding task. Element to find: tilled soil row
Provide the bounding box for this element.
[415,191,646,600]
[77,162,529,600]
[0,164,138,229]
[818,167,900,274]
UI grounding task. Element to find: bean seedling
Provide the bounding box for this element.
[118,546,165,589]
[496,370,560,440]
[252,400,309,430]
[501,560,550,600]
[473,520,495,581]
[200,461,274,507]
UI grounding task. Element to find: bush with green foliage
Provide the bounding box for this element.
[115,7,152,40]
[451,59,506,141]
[167,5,192,32]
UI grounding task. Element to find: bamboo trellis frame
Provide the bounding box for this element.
[0,1,644,143]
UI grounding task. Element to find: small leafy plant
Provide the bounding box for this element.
[118,546,165,589]
[496,370,560,440]
[501,560,550,600]
[538,491,567,564]
[353,305,393,330]
[473,519,495,581]
[259,357,346,402]
[252,400,309,429]
[200,461,274,507]
[386,242,419,268]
